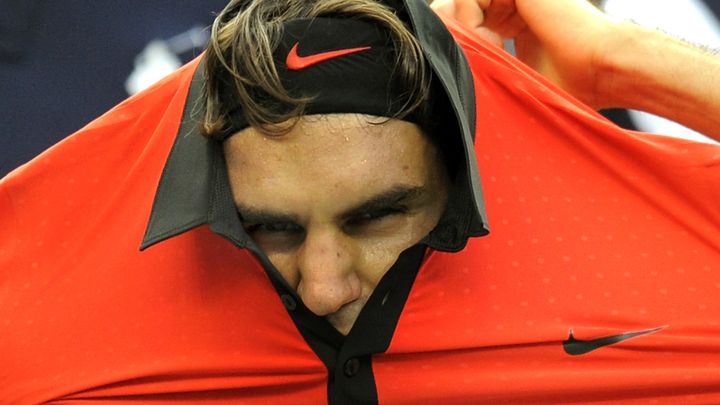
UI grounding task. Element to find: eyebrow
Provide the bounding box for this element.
[236,205,300,226]
[339,185,427,221]
[235,185,427,226]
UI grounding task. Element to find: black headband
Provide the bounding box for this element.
[222,17,425,138]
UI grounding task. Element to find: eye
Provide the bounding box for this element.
[345,207,407,229]
[243,222,305,253]
[245,222,303,235]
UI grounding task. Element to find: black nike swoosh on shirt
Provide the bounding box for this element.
[563,325,667,355]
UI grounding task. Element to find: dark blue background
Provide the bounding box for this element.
[0,0,228,176]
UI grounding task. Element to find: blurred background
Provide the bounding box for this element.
[1,0,719,177]
[0,0,227,176]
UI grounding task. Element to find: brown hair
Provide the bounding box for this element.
[201,0,432,139]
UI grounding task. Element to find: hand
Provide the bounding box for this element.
[430,0,504,48]
[431,0,720,140]
[431,0,620,109]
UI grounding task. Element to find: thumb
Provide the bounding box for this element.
[430,0,457,20]
[431,0,486,29]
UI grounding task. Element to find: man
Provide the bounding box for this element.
[2,0,719,404]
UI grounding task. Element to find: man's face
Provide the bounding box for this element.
[224,114,450,335]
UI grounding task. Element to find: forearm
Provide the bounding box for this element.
[599,21,720,141]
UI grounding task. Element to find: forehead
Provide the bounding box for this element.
[223,114,438,210]
[226,114,432,177]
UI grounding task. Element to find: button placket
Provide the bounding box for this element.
[280,294,297,310]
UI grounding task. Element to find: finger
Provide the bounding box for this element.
[430,0,456,19]
[454,0,485,29]
[492,12,526,38]
[431,0,485,28]
[433,0,503,46]
[481,0,517,31]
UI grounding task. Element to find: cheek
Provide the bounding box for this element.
[355,243,403,287]
[354,217,431,285]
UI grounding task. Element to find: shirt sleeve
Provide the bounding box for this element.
[0,181,19,280]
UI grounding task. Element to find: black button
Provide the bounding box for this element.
[343,358,360,377]
[280,294,297,311]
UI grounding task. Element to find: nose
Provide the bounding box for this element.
[295,228,362,316]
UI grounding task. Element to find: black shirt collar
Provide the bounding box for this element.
[140,61,252,251]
